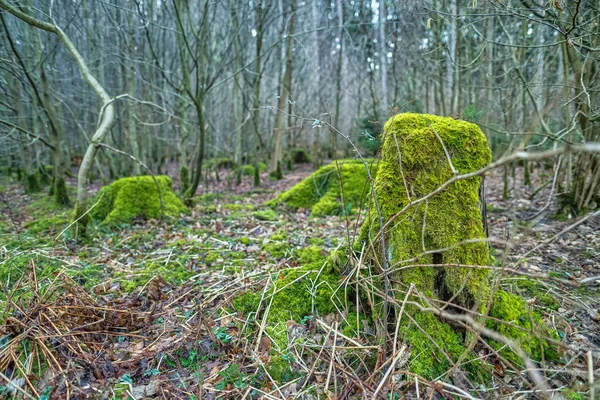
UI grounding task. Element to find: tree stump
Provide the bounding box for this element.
[360,113,492,308]
[357,113,496,377]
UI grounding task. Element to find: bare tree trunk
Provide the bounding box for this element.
[483,13,494,141]
[378,0,388,114]
[231,4,243,185]
[270,0,296,175]
[448,0,459,115]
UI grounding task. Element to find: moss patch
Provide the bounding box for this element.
[252,209,278,221]
[487,290,558,365]
[267,159,377,216]
[91,176,188,224]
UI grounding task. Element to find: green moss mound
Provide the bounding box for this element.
[91,175,188,224]
[267,159,377,216]
[487,290,558,365]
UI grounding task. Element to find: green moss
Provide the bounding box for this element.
[270,232,288,241]
[233,264,341,339]
[91,175,188,224]
[487,290,558,365]
[513,279,560,311]
[359,113,492,308]
[242,165,255,176]
[242,163,267,177]
[239,236,251,246]
[267,159,377,216]
[262,242,289,259]
[117,261,193,292]
[296,246,326,264]
[308,237,325,246]
[252,209,278,221]
[205,250,221,265]
[356,113,519,380]
[22,193,72,234]
[400,311,468,378]
[25,214,70,234]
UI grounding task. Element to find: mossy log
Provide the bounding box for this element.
[91,175,188,224]
[267,159,377,216]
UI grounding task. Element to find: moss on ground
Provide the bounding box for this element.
[91,175,188,224]
[267,159,377,216]
[242,162,267,176]
[22,191,73,234]
[252,209,278,221]
[112,259,196,292]
[233,245,343,376]
[487,290,559,365]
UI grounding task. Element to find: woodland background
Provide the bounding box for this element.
[0,0,597,213]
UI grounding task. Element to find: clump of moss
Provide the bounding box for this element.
[267,159,377,216]
[25,214,70,234]
[233,263,341,346]
[487,290,558,365]
[91,175,188,224]
[242,163,267,177]
[252,209,278,221]
[241,165,255,176]
[262,242,289,259]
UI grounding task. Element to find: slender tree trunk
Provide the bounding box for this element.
[270,0,296,175]
[378,0,388,114]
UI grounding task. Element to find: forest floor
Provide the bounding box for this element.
[0,163,598,399]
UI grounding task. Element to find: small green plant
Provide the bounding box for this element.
[216,364,248,390]
[461,104,483,122]
[119,374,133,385]
[214,327,233,344]
[144,368,160,377]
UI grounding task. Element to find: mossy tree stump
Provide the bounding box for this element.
[359,113,492,309]
[357,113,497,377]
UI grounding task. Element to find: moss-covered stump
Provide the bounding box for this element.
[358,113,556,379]
[359,113,492,307]
[91,175,188,224]
[267,159,377,216]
